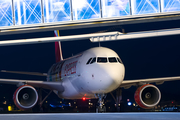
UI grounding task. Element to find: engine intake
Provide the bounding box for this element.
[13,85,38,110]
[134,84,161,109]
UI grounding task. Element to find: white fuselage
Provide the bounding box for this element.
[47,47,125,99]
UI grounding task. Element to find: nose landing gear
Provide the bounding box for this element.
[96,93,106,113]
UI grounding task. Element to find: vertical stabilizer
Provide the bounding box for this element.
[54,30,63,62]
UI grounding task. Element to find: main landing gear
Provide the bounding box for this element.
[38,88,52,112]
[96,93,106,113]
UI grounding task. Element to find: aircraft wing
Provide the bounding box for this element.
[121,76,180,89]
[0,78,64,92]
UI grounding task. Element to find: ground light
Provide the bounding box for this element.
[128,102,132,106]
[8,105,12,111]
[82,97,86,101]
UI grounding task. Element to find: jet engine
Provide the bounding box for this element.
[13,85,38,110]
[134,84,161,109]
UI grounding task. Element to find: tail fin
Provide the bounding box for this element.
[54,30,63,62]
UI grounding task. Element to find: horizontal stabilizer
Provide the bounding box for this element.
[1,70,47,76]
[0,78,64,92]
[121,76,180,89]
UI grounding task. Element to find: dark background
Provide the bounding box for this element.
[0,19,180,111]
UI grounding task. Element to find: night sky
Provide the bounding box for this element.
[0,19,180,104]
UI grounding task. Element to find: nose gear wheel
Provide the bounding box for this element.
[96,93,106,113]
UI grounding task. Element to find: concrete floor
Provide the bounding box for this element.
[0,112,179,120]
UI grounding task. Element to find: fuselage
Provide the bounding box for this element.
[47,47,125,99]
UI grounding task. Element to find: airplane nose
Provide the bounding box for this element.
[82,63,125,94]
[98,64,125,93]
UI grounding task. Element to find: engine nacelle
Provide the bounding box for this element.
[13,85,38,110]
[134,84,161,109]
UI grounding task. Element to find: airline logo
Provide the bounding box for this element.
[64,61,77,76]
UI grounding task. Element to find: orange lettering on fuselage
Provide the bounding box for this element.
[64,61,77,76]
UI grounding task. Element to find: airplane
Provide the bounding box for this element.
[1,30,180,112]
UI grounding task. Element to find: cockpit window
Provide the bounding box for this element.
[97,57,107,63]
[86,58,92,64]
[117,57,122,63]
[108,57,117,63]
[90,57,96,64]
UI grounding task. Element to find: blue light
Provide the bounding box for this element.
[50,103,69,108]
[128,102,132,106]
[50,104,56,108]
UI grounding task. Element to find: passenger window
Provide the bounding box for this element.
[97,57,107,63]
[108,57,117,63]
[86,58,92,64]
[117,58,122,63]
[90,57,96,64]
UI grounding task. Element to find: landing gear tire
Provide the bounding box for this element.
[96,106,106,113]
[96,93,106,113]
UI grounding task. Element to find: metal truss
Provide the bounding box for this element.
[132,0,160,14]
[0,0,13,26]
[44,0,71,22]
[14,0,42,25]
[72,0,100,20]
[162,0,180,12]
[0,0,180,27]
